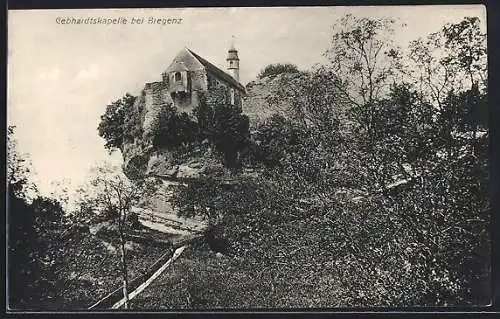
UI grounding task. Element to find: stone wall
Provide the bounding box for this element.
[143,82,173,144]
[191,69,208,91]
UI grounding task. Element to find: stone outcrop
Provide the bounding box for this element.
[242,72,302,127]
[117,71,315,233]
[122,72,302,180]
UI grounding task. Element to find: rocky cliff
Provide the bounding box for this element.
[121,72,302,181]
[242,72,303,127]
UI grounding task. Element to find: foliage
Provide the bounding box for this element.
[7,131,97,309]
[75,163,161,309]
[11,14,489,309]
[325,14,403,106]
[257,63,300,79]
[243,114,303,168]
[139,86,251,169]
[195,86,250,168]
[76,163,161,235]
[152,104,198,150]
[7,126,38,201]
[210,103,250,168]
[168,15,489,307]
[193,87,251,168]
[8,187,68,308]
[123,98,144,144]
[97,93,137,152]
[7,154,167,310]
[407,16,487,109]
[7,126,45,308]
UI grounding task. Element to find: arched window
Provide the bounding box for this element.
[230,88,235,105]
[174,72,182,82]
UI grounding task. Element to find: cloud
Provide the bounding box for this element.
[35,67,61,81]
[73,63,99,82]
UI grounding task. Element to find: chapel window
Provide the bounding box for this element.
[174,72,182,82]
[230,88,235,105]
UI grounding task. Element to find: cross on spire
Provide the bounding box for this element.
[230,35,236,51]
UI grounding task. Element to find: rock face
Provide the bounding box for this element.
[122,72,301,180]
[118,72,308,232]
[242,72,302,127]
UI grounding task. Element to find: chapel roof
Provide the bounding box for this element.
[165,48,246,93]
[168,61,190,73]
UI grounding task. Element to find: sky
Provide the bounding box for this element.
[7,5,486,199]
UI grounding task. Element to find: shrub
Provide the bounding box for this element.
[244,114,304,168]
[257,63,300,79]
[194,87,251,169]
[126,212,143,230]
[152,104,198,150]
[97,93,137,151]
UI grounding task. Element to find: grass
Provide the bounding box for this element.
[126,223,362,309]
[37,224,172,310]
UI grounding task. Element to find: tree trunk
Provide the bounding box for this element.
[118,216,130,309]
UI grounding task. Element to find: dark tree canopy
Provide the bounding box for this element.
[87,15,489,308]
[195,86,250,169]
[257,63,300,79]
[97,93,137,152]
[152,104,198,150]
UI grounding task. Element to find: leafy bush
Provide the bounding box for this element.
[243,114,304,168]
[97,93,137,151]
[92,15,489,308]
[170,23,489,304]
[126,212,143,230]
[152,104,198,150]
[257,63,300,79]
[194,87,251,169]
[8,191,69,309]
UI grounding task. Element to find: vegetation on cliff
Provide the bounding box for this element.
[257,63,300,79]
[165,15,489,307]
[8,14,489,309]
[96,14,489,307]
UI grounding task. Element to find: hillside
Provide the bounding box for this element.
[119,71,306,222]
[242,72,303,126]
[8,12,490,311]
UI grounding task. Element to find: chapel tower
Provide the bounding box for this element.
[226,36,240,82]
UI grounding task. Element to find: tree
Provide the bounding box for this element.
[407,17,487,156]
[7,126,73,309]
[244,114,302,168]
[98,93,137,152]
[257,63,300,79]
[152,104,198,151]
[407,17,486,110]
[322,15,407,190]
[326,14,403,107]
[441,17,487,91]
[441,17,487,153]
[7,125,38,308]
[80,163,160,309]
[238,14,489,305]
[195,86,250,169]
[331,15,490,304]
[7,126,38,202]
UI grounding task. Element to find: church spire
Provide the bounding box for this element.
[226,35,240,82]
